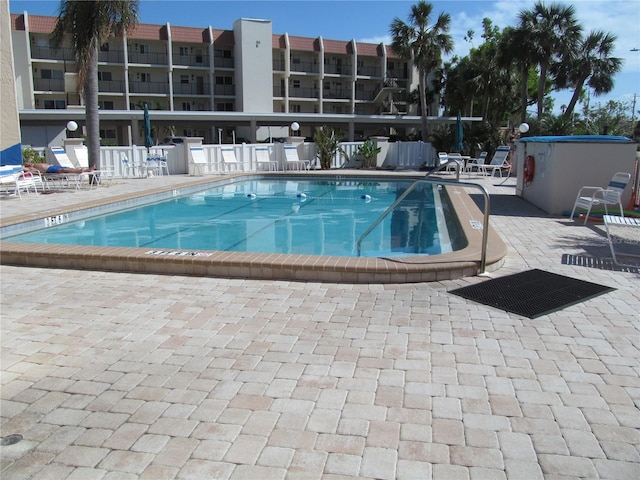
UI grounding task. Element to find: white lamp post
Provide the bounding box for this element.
[66,120,78,137]
[518,122,530,134]
[290,121,300,137]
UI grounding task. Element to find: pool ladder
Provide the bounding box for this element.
[356,164,491,274]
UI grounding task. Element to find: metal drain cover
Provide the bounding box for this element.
[1,434,23,446]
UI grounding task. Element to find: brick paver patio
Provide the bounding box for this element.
[1,173,638,479]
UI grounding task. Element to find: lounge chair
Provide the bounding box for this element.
[570,172,631,224]
[478,146,511,177]
[188,146,208,176]
[284,145,311,171]
[120,153,136,178]
[437,152,448,168]
[603,214,640,268]
[74,146,113,186]
[255,147,278,171]
[0,165,39,198]
[221,148,243,173]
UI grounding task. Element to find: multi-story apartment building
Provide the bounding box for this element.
[10,11,436,148]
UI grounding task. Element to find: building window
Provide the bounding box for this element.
[99,129,116,139]
[139,44,149,54]
[215,76,232,85]
[292,80,301,89]
[98,100,114,110]
[182,102,191,111]
[180,75,189,84]
[215,102,233,111]
[43,99,66,109]
[291,104,301,113]
[179,47,189,56]
[139,73,151,82]
[97,71,112,81]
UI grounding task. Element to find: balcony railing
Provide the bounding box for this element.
[323,89,350,100]
[34,78,65,91]
[98,50,125,63]
[173,83,211,95]
[128,51,168,65]
[273,59,285,71]
[291,61,319,74]
[173,53,210,67]
[98,80,125,93]
[214,57,234,69]
[213,84,235,96]
[129,81,169,94]
[324,65,352,76]
[31,45,74,61]
[290,87,319,98]
[355,90,375,101]
[357,65,382,77]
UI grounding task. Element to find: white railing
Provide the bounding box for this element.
[93,140,437,177]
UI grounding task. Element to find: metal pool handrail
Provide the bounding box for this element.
[356,178,491,274]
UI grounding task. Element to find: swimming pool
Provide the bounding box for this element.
[5,178,465,258]
[0,173,507,282]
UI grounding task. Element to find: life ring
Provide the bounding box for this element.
[523,155,535,184]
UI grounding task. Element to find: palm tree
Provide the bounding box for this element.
[518,2,582,119]
[51,1,139,168]
[556,31,622,119]
[390,1,453,140]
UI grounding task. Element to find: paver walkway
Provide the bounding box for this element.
[1,174,639,479]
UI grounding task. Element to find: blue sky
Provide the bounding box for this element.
[9,0,640,117]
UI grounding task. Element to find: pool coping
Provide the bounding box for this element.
[0,172,508,283]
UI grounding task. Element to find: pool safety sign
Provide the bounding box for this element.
[146,250,212,257]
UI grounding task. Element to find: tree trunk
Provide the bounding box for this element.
[84,43,100,168]
[562,77,585,119]
[419,69,428,141]
[537,62,548,119]
[520,67,529,124]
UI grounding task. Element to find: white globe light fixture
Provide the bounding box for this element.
[518,122,530,134]
[290,122,300,136]
[66,120,78,132]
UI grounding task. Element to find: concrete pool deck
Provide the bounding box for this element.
[1,172,639,479]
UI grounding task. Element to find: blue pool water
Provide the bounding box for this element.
[6,178,466,257]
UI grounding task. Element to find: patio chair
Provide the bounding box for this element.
[569,172,631,224]
[478,146,511,177]
[188,146,208,176]
[256,147,278,171]
[438,152,448,168]
[120,153,136,178]
[0,165,39,198]
[465,151,487,176]
[221,148,243,173]
[446,152,463,173]
[284,145,311,171]
[146,149,169,177]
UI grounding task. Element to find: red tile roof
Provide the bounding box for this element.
[24,14,57,33]
[171,26,209,43]
[213,30,234,46]
[323,39,349,55]
[128,23,167,41]
[288,35,318,52]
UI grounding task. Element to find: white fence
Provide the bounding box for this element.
[36,141,438,177]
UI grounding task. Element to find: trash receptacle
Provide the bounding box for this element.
[515,135,636,215]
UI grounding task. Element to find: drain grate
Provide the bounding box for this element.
[1,434,23,446]
[449,269,615,319]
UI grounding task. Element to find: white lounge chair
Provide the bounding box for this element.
[0,165,39,198]
[284,145,310,171]
[120,153,136,178]
[255,147,278,171]
[478,146,511,177]
[221,148,242,173]
[146,149,169,177]
[189,146,208,176]
[603,214,640,268]
[438,152,448,168]
[570,172,631,224]
[74,146,113,186]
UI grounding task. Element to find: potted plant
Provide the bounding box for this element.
[314,126,346,170]
[354,139,381,169]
